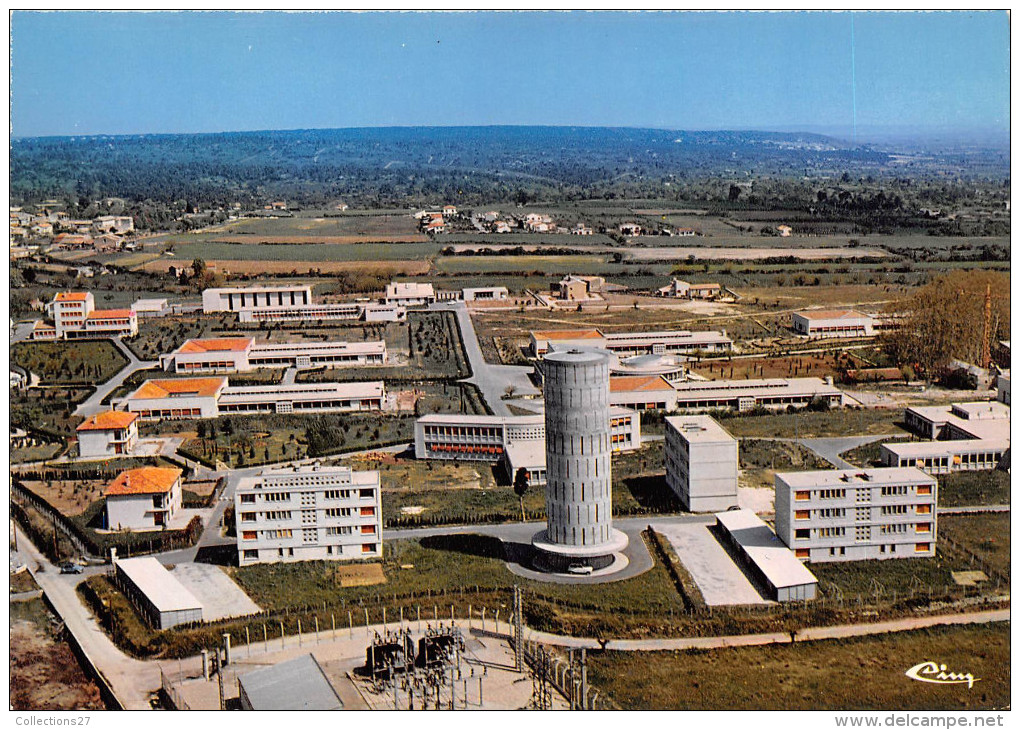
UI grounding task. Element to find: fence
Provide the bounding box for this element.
[518,638,615,710]
[159,667,191,711]
[939,532,1008,586]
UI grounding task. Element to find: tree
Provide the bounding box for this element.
[192,258,206,278]
[513,468,530,522]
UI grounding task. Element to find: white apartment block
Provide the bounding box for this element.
[235,464,382,565]
[384,281,436,306]
[77,410,139,458]
[122,376,385,419]
[202,285,313,314]
[664,415,738,511]
[33,292,138,340]
[791,310,875,338]
[998,371,1010,405]
[775,467,937,563]
[159,336,386,373]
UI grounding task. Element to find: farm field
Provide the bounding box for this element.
[587,623,1009,711]
[939,513,1010,577]
[158,240,445,262]
[10,387,93,438]
[139,258,430,276]
[18,479,107,517]
[692,353,841,380]
[720,407,907,439]
[200,212,423,238]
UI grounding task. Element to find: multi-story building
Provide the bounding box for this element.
[413,407,642,486]
[159,337,386,373]
[32,292,138,340]
[998,371,1010,406]
[202,285,313,314]
[774,467,937,563]
[105,466,184,531]
[790,310,875,338]
[664,415,738,512]
[234,464,382,565]
[237,301,406,324]
[122,376,385,419]
[383,281,435,306]
[77,410,139,458]
[530,328,731,358]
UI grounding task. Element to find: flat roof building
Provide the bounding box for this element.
[664,415,738,512]
[113,556,203,630]
[715,509,818,602]
[237,301,406,324]
[384,281,435,306]
[671,377,847,412]
[202,285,312,314]
[238,654,343,711]
[530,328,731,358]
[131,298,170,318]
[791,310,875,338]
[775,467,937,563]
[462,286,509,302]
[235,464,382,565]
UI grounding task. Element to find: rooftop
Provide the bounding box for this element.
[88,309,134,319]
[129,377,229,400]
[114,557,203,614]
[664,414,735,443]
[178,337,255,354]
[775,467,934,489]
[609,375,676,393]
[715,509,818,590]
[106,467,183,497]
[238,654,343,711]
[794,309,867,320]
[55,292,90,302]
[77,410,139,432]
[532,329,604,340]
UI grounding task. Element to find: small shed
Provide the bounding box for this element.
[114,556,203,629]
[238,654,343,711]
[715,509,818,602]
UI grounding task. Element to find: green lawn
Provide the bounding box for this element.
[938,470,1011,507]
[721,407,907,439]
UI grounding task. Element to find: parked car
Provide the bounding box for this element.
[60,562,84,574]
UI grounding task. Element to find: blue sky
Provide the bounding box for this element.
[10,10,1010,139]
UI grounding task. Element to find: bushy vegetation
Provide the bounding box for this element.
[11,340,127,385]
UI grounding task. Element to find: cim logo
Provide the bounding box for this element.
[905,661,980,689]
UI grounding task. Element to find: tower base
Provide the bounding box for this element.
[530,528,629,574]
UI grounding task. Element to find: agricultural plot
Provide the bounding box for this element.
[140,258,430,276]
[207,212,422,238]
[587,623,1009,711]
[18,479,107,517]
[11,387,94,438]
[163,240,445,262]
[937,471,1011,508]
[720,407,907,439]
[939,513,1010,577]
[693,353,840,381]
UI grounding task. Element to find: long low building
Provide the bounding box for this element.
[113,556,203,630]
[791,310,875,338]
[202,285,312,313]
[530,328,732,358]
[414,407,641,487]
[122,376,385,419]
[880,438,1009,475]
[237,301,406,324]
[671,377,847,412]
[159,336,386,372]
[715,509,818,602]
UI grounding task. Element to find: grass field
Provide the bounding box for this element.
[188,212,422,238]
[12,340,128,385]
[587,623,1010,710]
[720,407,907,439]
[140,258,430,276]
[937,471,1011,508]
[939,513,1010,577]
[163,241,445,262]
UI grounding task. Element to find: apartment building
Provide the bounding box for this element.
[235,464,382,565]
[105,466,184,531]
[32,292,138,340]
[664,415,738,512]
[775,467,937,563]
[237,301,406,324]
[77,410,139,458]
[159,336,386,373]
[122,376,385,419]
[202,285,313,314]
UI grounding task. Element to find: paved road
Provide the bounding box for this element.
[795,435,891,469]
[75,338,158,417]
[431,301,538,416]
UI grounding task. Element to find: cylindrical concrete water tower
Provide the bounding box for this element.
[532,348,629,572]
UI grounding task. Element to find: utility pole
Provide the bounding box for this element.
[982,283,992,369]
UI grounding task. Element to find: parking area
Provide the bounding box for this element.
[651,521,771,606]
[170,563,262,621]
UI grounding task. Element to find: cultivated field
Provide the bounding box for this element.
[140,258,430,276]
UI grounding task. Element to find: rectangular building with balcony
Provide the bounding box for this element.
[105,467,183,531]
[774,467,937,563]
[235,464,382,565]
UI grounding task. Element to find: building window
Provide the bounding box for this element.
[361,524,376,535]
[240,494,255,503]
[794,529,810,540]
[794,510,810,520]
[916,523,931,533]
[361,543,375,553]
[795,491,810,501]
[915,543,930,553]
[916,485,932,496]
[243,549,258,561]
[242,531,257,540]
[916,504,931,515]
[795,548,810,559]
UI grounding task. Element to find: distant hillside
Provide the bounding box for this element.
[8,125,1004,208]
